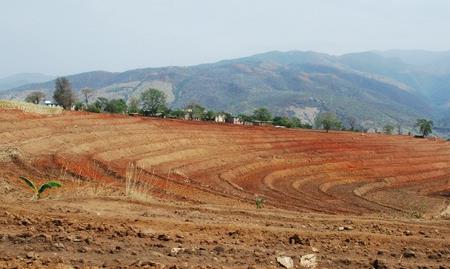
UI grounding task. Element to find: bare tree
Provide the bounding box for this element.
[25,91,46,104]
[348,117,357,131]
[127,96,140,113]
[81,88,93,105]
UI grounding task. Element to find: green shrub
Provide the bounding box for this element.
[255,197,265,209]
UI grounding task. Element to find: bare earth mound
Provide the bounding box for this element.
[0,110,449,268]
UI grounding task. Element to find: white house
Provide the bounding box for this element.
[232,117,243,125]
[44,100,57,107]
[214,114,226,123]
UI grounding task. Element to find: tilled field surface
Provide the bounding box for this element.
[0,110,449,268]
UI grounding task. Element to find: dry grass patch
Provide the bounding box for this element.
[0,100,63,115]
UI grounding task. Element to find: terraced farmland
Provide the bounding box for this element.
[1,109,449,268]
[1,110,449,216]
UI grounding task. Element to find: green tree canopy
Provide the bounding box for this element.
[315,112,341,132]
[94,97,109,112]
[202,110,216,121]
[253,107,272,122]
[238,113,253,122]
[53,77,75,109]
[185,102,205,119]
[105,99,127,114]
[140,88,167,116]
[169,109,186,118]
[273,116,302,128]
[383,124,395,135]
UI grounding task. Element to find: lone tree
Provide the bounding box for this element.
[81,88,93,105]
[127,96,140,113]
[25,91,46,104]
[253,107,272,122]
[53,77,75,109]
[140,88,167,116]
[316,112,341,132]
[415,119,433,137]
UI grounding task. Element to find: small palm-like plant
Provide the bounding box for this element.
[415,119,433,137]
[19,176,62,200]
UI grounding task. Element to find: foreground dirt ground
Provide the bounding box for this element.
[0,110,449,268]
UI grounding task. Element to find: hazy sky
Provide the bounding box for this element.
[1,0,450,77]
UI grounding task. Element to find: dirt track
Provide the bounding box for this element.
[0,110,449,268]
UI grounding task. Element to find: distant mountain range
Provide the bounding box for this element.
[1,50,449,136]
[0,73,55,92]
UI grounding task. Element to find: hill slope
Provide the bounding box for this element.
[0,73,55,91]
[1,50,448,134]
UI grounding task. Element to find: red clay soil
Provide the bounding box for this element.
[0,110,449,268]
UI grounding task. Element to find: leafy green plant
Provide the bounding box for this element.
[19,176,62,200]
[255,197,265,209]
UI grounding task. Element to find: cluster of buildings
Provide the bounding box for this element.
[182,109,272,126]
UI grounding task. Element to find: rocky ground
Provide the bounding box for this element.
[0,198,449,268]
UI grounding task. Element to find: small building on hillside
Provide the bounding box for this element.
[44,100,57,107]
[214,114,226,123]
[184,109,193,120]
[231,117,243,125]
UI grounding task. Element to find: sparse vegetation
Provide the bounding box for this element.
[19,176,62,200]
[25,91,46,104]
[125,162,154,203]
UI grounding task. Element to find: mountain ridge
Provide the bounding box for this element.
[0,73,55,91]
[1,50,449,136]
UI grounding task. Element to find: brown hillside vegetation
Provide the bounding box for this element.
[0,109,449,268]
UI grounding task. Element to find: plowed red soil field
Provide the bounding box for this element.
[1,110,449,268]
